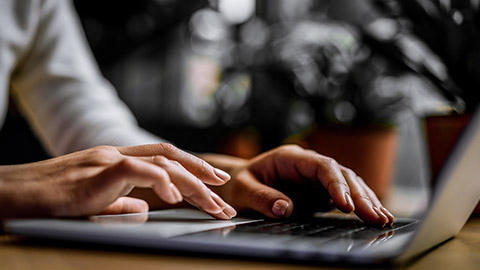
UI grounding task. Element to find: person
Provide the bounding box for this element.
[0,0,394,226]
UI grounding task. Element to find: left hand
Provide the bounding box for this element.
[0,144,235,220]
[208,145,394,227]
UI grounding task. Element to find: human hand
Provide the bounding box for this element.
[0,144,236,220]
[208,145,394,227]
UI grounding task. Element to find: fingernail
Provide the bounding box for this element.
[170,183,183,203]
[345,194,355,212]
[223,205,237,218]
[373,207,388,226]
[272,199,289,217]
[381,207,395,224]
[210,191,227,211]
[214,168,231,182]
[210,192,236,218]
[215,211,231,220]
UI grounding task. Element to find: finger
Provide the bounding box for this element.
[151,156,236,219]
[358,178,395,226]
[98,197,149,215]
[236,171,294,219]
[95,158,184,206]
[340,167,389,227]
[210,191,237,219]
[184,196,237,220]
[262,146,354,212]
[381,207,395,226]
[117,144,231,185]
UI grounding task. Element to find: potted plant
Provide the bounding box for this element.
[364,1,479,213]
[201,2,450,198]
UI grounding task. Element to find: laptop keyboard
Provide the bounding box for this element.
[228,217,415,240]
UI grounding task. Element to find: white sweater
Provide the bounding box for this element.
[0,0,162,156]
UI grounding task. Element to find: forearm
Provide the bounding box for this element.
[0,166,50,219]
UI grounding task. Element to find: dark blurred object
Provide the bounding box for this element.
[72,1,457,156]
[175,1,446,155]
[0,102,48,165]
[73,0,208,67]
[423,112,480,214]
[273,180,334,217]
[370,0,480,112]
[270,19,429,127]
[424,113,472,183]
[73,0,224,153]
[362,22,465,112]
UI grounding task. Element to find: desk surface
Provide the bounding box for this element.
[1,217,479,270]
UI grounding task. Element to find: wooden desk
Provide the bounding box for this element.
[1,217,479,270]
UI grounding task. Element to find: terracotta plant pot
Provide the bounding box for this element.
[424,114,472,182]
[424,113,480,214]
[216,128,262,159]
[296,126,398,200]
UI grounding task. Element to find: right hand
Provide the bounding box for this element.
[0,144,236,220]
[204,145,394,227]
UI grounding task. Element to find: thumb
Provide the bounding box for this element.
[99,197,149,215]
[238,175,294,219]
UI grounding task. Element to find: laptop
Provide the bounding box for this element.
[4,107,480,265]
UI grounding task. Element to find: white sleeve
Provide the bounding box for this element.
[10,0,164,156]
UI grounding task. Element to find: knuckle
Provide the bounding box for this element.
[320,157,339,170]
[86,146,120,164]
[170,160,182,167]
[325,180,337,195]
[351,191,370,201]
[158,143,176,154]
[198,159,213,173]
[156,157,183,170]
[116,157,138,171]
[345,168,357,179]
[194,177,208,190]
[324,176,349,196]
[154,166,169,181]
[183,184,207,200]
[182,178,207,198]
[152,155,169,165]
[279,144,303,153]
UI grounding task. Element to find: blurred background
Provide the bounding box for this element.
[1,0,478,210]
